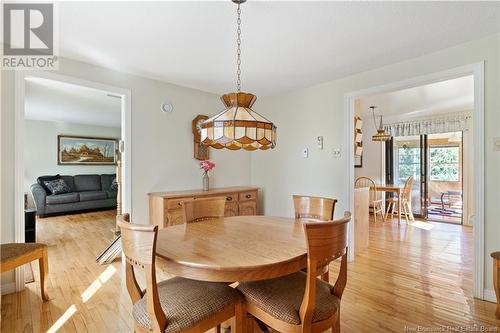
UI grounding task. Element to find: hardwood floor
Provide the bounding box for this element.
[1,211,499,332]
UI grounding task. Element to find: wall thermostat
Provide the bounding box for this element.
[161,102,174,113]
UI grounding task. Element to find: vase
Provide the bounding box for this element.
[202,172,209,191]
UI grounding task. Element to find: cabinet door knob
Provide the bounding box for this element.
[245,194,251,199]
[226,197,232,201]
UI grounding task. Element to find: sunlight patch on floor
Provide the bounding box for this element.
[411,221,434,230]
[81,265,116,302]
[46,304,76,333]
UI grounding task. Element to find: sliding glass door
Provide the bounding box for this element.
[390,135,427,218]
[386,132,463,223]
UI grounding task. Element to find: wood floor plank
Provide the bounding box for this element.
[1,210,499,332]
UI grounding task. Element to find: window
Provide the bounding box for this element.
[429,146,460,181]
[398,147,420,183]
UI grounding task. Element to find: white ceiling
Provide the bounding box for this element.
[359,75,474,121]
[58,1,499,96]
[25,77,122,127]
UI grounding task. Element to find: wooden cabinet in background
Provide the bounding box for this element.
[239,201,257,216]
[148,186,259,228]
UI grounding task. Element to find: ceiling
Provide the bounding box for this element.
[58,1,499,96]
[359,75,474,121]
[25,77,121,127]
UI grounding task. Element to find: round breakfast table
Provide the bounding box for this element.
[155,215,308,282]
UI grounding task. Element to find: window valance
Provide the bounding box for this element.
[384,114,471,137]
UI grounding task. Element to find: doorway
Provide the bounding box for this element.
[13,71,132,292]
[387,131,464,224]
[346,62,485,299]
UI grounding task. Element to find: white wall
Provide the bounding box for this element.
[24,120,121,202]
[251,34,499,294]
[1,58,251,289]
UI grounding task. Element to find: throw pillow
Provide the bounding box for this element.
[110,178,118,191]
[44,179,71,195]
[37,174,61,194]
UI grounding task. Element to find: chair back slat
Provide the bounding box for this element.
[402,176,414,201]
[303,212,350,262]
[119,221,157,266]
[293,195,337,221]
[355,176,379,202]
[181,196,226,223]
[118,220,167,332]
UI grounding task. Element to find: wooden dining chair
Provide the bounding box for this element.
[354,177,385,223]
[292,195,337,221]
[181,196,226,224]
[237,212,351,333]
[385,176,415,223]
[118,220,244,333]
[0,243,49,301]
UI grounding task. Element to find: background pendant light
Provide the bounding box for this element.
[201,0,277,151]
[370,106,392,142]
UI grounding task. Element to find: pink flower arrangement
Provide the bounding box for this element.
[200,160,215,174]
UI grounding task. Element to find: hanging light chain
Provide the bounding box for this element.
[236,3,242,92]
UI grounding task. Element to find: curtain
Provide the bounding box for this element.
[384,114,471,136]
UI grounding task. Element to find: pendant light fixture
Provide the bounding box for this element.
[370,106,392,142]
[201,0,277,151]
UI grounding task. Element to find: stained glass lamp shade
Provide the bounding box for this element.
[201,92,276,151]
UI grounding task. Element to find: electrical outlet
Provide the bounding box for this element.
[302,148,309,158]
[317,136,323,150]
[333,148,341,158]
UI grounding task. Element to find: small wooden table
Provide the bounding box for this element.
[374,184,404,224]
[155,216,307,282]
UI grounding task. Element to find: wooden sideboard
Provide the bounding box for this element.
[148,186,259,228]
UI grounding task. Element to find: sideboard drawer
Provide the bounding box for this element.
[224,193,238,203]
[239,190,257,202]
[166,198,189,210]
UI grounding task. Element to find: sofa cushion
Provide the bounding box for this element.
[46,192,80,205]
[60,176,75,192]
[79,191,107,202]
[100,174,116,191]
[74,175,101,192]
[37,175,61,195]
[106,190,117,199]
[43,179,71,195]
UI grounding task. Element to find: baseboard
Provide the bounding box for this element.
[1,282,16,296]
[483,289,497,303]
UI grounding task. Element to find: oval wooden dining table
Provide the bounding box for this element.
[155,215,308,283]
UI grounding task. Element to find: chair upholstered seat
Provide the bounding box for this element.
[133,277,242,333]
[237,271,339,325]
[0,243,46,262]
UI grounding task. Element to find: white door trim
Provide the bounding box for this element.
[344,62,485,299]
[14,71,132,292]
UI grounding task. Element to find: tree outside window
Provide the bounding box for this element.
[398,147,420,183]
[430,146,460,181]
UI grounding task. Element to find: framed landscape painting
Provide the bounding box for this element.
[58,135,118,165]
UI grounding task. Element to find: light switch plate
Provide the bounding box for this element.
[333,148,341,158]
[494,138,500,151]
[317,136,324,150]
[302,148,309,158]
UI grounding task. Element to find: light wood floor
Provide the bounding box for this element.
[1,211,499,332]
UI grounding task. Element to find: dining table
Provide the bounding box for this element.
[155,215,308,283]
[373,184,404,224]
